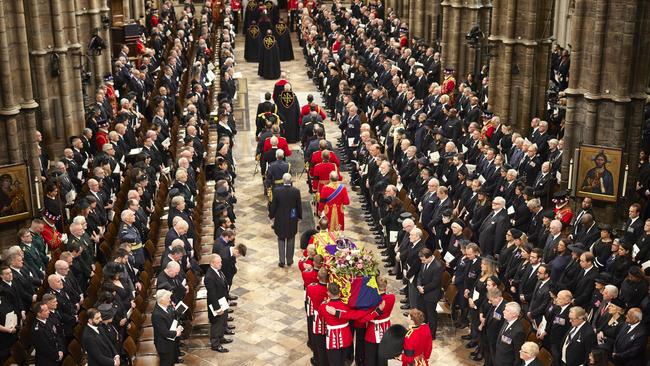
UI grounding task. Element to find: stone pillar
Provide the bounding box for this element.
[562,0,650,199]
[50,0,77,139]
[440,0,491,81]
[426,0,442,44]
[487,0,553,129]
[412,0,425,39]
[64,0,86,131]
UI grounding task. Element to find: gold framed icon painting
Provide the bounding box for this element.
[576,145,622,202]
[0,163,32,224]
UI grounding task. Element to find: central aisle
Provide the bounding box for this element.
[186,31,476,366]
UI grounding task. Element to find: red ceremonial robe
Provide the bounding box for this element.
[318,182,349,231]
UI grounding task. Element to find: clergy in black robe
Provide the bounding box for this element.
[264,0,280,25]
[245,22,262,62]
[276,85,301,143]
[242,0,259,35]
[258,30,281,80]
[274,21,294,61]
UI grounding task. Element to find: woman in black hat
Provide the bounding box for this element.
[594,297,626,351]
[591,224,614,269]
[502,231,527,284]
[443,220,468,268]
[619,266,649,308]
[610,243,634,286]
[499,229,522,279]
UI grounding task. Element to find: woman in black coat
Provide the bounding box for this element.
[619,266,649,308]
[595,298,626,352]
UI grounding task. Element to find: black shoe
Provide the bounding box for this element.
[396,273,404,280]
[220,337,234,343]
[399,289,407,295]
[225,329,235,335]
[310,357,317,365]
[226,309,234,313]
[380,250,389,256]
[461,334,472,340]
[179,351,186,356]
[465,341,478,348]
[227,325,236,330]
[470,349,480,357]
[176,358,184,363]
[388,270,397,276]
[227,316,234,321]
[400,298,409,304]
[229,301,238,307]
[228,295,238,301]
[278,263,285,268]
[400,304,410,310]
[212,345,229,353]
[471,354,483,361]
[383,263,395,268]
[381,258,391,263]
[455,322,468,329]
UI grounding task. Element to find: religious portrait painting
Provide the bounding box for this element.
[0,163,32,224]
[576,145,622,202]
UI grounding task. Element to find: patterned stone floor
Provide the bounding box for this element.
[184,29,479,366]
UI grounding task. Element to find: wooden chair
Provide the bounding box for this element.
[437,284,458,335]
[68,339,83,365]
[123,336,138,361]
[538,347,553,366]
[2,357,17,366]
[9,341,27,365]
[61,355,76,366]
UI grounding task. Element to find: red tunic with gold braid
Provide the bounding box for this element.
[310,150,341,170]
[42,223,63,252]
[441,76,456,105]
[402,324,433,366]
[554,204,574,227]
[318,182,350,231]
[318,298,353,349]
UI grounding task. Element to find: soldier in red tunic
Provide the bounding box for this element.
[42,211,64,255]
[95,120,110,152]
[324,276,396,366]
[318,283,353,365]
[401,309,433,366]
[552,191,573,228]
[311,151,341,194]
[310,145,341,170]
[318,172,350,231]
[305,268,329,366]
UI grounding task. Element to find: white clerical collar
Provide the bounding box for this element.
[88,324,100,334]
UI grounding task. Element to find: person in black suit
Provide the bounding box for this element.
[538,289,573,365]
[526,264,552,325]
[477,196,511,256]
[156,261,187,305]
[428,186,453,244]
[623,203,644,246]
[572,213,600,250]
[32,301,65,366]
[81,308,119,366]
[611,307,647,366]
[151,290,183,366]
[518,341,542,366]
[0,265,25,318]
[560,306,596,366]
[7,253,39,313]
[482,287,506,366]
[572,252,598,308]
[415,248,444,339]
[404,228,425,310]
[492,302,526,366]
[205,255,231,353]
[268,173,302,267]
[217,243,247,288]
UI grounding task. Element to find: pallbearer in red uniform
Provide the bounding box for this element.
[311,143,341,169]
[318,283,353,365]
[318,172,349,231]
[301,254,324,288]
[305,269,329,366]
[324,276,396,366]
[298,243,316,272]
[401,309,433,366]
[311,151,341,194]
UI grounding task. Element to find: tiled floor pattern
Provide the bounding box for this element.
[185,29,479,366]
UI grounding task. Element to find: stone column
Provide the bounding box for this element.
[0,1,21,163]
[412,0,425,39]
[64,0,86,132]
[50,0,76,138]
[561,0,650,200]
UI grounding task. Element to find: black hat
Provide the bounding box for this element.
[397,212,413,223]
[568,242,586,254]
[378,325,408,360]
[477,188,489,196]
[442,208,453,217]
[481,111,494,119]
[488,275,502,287]
[482,255,497,265]
[522,243,534,253]
[98,303,116,321]
[594,272,613,285]
[452,219,466,229]
[523,186,534,197]
[598,223,613,232]
[417,156,429,165]
[213,203,227,213]
[552,190,569,202]
[423,119,434,128]
[542,209,555,219]
[444,67,454,74]
[510,228,523,240]
[609,297,626,309]
[515,181,527,191]
[628,266,643,277]
[76,199,90,210]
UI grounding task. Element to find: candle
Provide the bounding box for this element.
[34,177,41,210]
[568,158,574,190]
[622,164,629,198]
